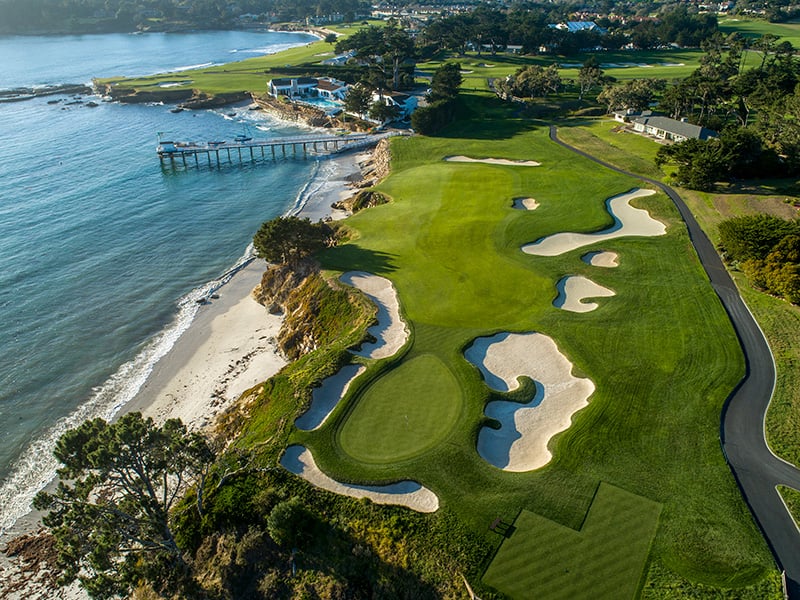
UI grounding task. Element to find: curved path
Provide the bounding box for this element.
[549,125,800,596]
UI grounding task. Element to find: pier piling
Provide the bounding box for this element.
[156,133,388,171]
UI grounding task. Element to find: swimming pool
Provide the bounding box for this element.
[299,96,344,114]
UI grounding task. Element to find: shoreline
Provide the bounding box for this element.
[125,148,363,430]
[0,146,368,597]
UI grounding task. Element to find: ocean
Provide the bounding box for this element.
[0,29,322,533]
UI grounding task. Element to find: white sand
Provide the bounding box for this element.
[129,260,288,430]
[339,271,409,359]
[513,197,539,210]
[553,276,616,313]
[295,364,366,431]
[445,155,541,167]
[280,445,439,512]
[522,188,665,256]
[582,250,619,268]
[0,151,368,596]
[464,332,594,472]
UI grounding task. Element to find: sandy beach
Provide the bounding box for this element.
[0,148,367,598]
[111,150,366,433]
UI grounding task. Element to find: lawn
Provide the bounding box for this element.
[719,16,800,47]
[288,93,777,596]
[419,48,704,93]
[556,116,800,474]
[483,483,662,600]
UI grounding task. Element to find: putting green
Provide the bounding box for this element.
[338,354,463,463]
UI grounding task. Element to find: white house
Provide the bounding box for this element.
[267,77,349,101]
[315,78,349,100]
[268,77,319,99]
[371,91,418,121]
[321,50,356,66]
[632,115,717,142]
[612,109,653,123]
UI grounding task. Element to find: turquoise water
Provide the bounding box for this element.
[0,30,320,532]
[299,95,344,114]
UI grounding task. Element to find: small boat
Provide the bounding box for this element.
[234,124,253,143]
[170,107,184,113]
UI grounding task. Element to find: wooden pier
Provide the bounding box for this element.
[156,133,380,169]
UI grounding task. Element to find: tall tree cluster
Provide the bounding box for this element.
[650,32,800,189]
[0,0,370,33]
[411,62,462,135]
[718,215,800,304]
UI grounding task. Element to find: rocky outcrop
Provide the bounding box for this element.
[332,190,389,214]
[0,84,92,103]
[252,260,324,360]
[95,83,248,108]
[252,259,375,361]
[250,93,373,132]
[252,260,317,316]
[353,138,392,189]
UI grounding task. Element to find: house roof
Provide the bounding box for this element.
[634,116,717,140]
[269,77,318,88]
[316,79,346,92]
[549,21,604,33]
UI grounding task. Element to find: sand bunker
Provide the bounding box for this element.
[281,445,439,512]
[340,271,409,360]
[582,250,618,268]
[295,365,366,431]
[513,197,539,210]
[522,189,665,256]
[465,332,594,472]
[554,276,615,313]
[445,156,541,167]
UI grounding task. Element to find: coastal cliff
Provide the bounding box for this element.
[95,82,250,108]
[253,260,375,361]
[250,93,373,132]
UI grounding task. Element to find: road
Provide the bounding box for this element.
[548,125,800,597]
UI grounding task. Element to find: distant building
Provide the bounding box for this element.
[321,50,356,66]
[632,115,717,142]
[612,109,653,123]
[267,77,348,100]
[549,21,606,34]
[370,91,419,122]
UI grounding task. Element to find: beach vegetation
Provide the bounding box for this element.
[252,216,333,266]
[33,413,213,599]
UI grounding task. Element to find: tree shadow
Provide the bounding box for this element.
[431,93,541,140]
[321,244,398,276]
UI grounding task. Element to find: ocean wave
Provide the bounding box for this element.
[0,250,256,536]
[230,43,300,55]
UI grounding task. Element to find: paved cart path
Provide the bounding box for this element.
[549,124,800,597]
